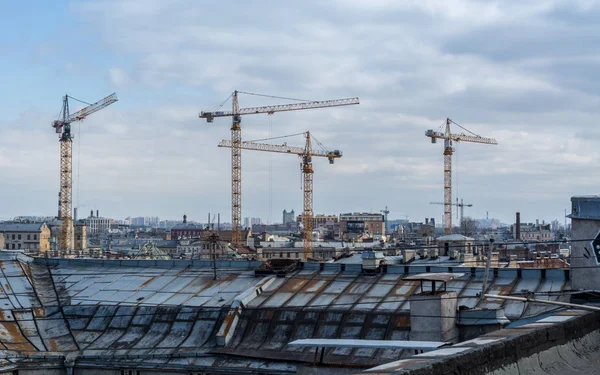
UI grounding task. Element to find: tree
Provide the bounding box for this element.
[458,217,480,237]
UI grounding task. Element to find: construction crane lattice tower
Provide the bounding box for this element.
[218,131,341,259]
[426,118,497,235]
[201,92,359,249]
[52,93,118,256]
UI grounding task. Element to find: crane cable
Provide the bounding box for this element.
[244,132,306,143]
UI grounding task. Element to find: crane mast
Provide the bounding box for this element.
[52,93,118,256]
[218,132,342,259]
[201,91,358,249]
[302,133,314,257]
[426,118,496,235]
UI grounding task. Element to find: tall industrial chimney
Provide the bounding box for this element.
[516,212,521,240]
[183,214,187,224]
[90,209,93,218]
[96,210,99,218]
[218,213,220,230]
[425,218,429,225]
[74,207,78,222]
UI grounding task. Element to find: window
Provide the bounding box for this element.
[287,252,290,258]
[27,234,30,240]
[17,244,21,249]
[295,252,299,258]
[4,244,7,250]
[17,234,21,240]
[11,244,15,249]
[11,235,14,240]
[279,252,283,258]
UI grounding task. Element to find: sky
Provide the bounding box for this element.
[1,0,599,225]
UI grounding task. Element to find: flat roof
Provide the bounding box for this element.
[287,339,446,350]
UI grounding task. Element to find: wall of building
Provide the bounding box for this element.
[3,226,50,253]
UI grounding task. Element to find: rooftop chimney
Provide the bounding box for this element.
[516,212,521,240]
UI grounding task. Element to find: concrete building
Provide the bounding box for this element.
[296,213,338,227]
[569,195,600,290]
[339,212,385,240]
[282,209,295,225]
[0,222,50,253]
[86,211,114,235]
[243,217,262,228]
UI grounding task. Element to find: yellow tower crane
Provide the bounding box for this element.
[200,91,359,249]
[218,131,341,259]
[52,93,118,255]
[425,118,497,235]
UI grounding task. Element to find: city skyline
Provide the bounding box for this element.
[2,1,597,225]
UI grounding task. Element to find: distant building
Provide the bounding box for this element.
[282,209,295,225]
[512,221,553,241]
[436,234,474,257]
[74,221,87,250]
[0,222,51,253]
[296,214,338,228]
[176,230,251,259]
[171,215,204,239]
[86,216,114,235]
[47,219,87,251]
[339,212,385,240]
[243,217,262,229]
[251,223,300,236]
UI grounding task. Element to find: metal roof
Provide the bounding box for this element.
[0,254,574,372]
[0,222,46,232]
[436,234,475,241]
[403,273,465,282]
[288,339,446,350]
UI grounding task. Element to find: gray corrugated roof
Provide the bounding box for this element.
[0,222,45,232]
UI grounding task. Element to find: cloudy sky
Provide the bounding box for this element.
[2,0,599,224]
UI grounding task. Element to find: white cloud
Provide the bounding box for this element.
[1,0,598,223]
[108,67,131,87]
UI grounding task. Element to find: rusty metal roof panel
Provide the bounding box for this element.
[157,321,193,348]
[353,297,381,311]
[141,292,175,305]
[323,280,352,294]
[87,329,126,349]
[159,276,195,293]
[104,291,135,304]
[162,293,193,306]
[367,283,396,298]
[285,293,316,307]
[308,294,337,309]
[333,294,361,310]
[133,322,170,349]
[403,273,465,282]
[261,292,295,308]
[503,278,542,319]
[182,296,212,307]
